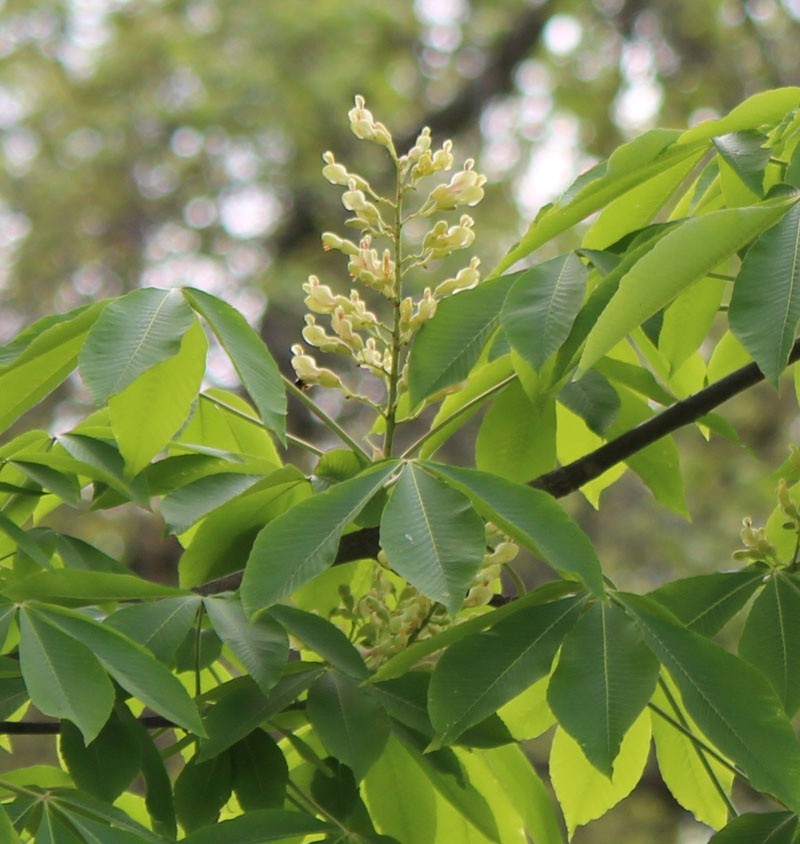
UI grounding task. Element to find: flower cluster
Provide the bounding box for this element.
[290,95,487,414]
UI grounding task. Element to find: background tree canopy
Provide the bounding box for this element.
[3,2,800,843]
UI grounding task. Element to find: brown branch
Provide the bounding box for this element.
[0,716,174,735]
[194,342,799,595]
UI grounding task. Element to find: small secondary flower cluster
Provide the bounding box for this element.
[290,95,486,404]
[733,479,800,565]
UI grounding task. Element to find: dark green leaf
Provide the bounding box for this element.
[79,287,195,404]
[59,715,139,802]
[501,254,587,371]
[708,812,797,844]
[230,730,288,810]
[739,572,800,715]
[547,602,659,776]
[306,670,390,781]
[182,288,286,443]
[181,811,332,844]
[557,370,621,435]
[204,596,288,693]
[47,789,167,843]
[380,463,485,615]
[407,272,519,406]
[422,462,604,596]
[174,752,233,833]
[0,512,52,569]
[268,604,368,680]
[160,472,262,534]
[241,463,396,617]
[311,757,358,822]
[648,567,764,636]
[620,592,800,813]
[10,462,81,506]
[429,596,584,745]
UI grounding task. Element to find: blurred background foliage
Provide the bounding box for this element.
[3,0,800,839]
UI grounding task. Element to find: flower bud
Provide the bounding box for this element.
[407,127,432,161]
[464,585,494,608]
[348,95,395,150]
[331,306,364,349]
[410,288,436,329]
[435,257,481,297]
[423,215,475,258]
[303,275,338,313]
[321,232,359,256]
[342,179,383,228]
[290,345,344,389]
[485,541,519,566]
[429,159,487,209]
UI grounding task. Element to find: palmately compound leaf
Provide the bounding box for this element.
[380,462,485,615]
[707,812,797,844]
[241,462,397,618]
[79,287,195,405]
[547,602,659,776]
[182,287,287,443]
[620,592,800,813]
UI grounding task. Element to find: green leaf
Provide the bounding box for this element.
[363,734,437,844]
[180,811,333,844]
[428,596,583,745]
[59,715,140,803]
[500,254,587,371]
[11,462,82,507]
[32,604,204,736]
[182,288,286,443]
[177,468,308,588]
[230,730,288,810]
[108,318,207,475]
[0,804,20,844]
[380,463,485,615]
[650,678,733,831]
[713,131,771,195]
[197,670,322,762]
[0,512,53,569]
[729,200,800,385]
[476,385,556,483]
[241,463,396,617]
[79,287,195,404]
[204,596,288,694]
[53,810,154,844]
[268,604,368,680]
[557,370,620,435]
[1,570,187,605]
[708,812,797,844]
[549,709,651,838]
[620,593,800,813]
[547,602,659,776]
[306,669,390,781]
[648,567,764,636]
[174,752,233,833]
[739,571,800,715]
[18,607,114,744]
[34,809,84,844]
[492,130,700,276]
[407,272,519,406]
[0,304,96,368]
[55,534,128,574]
[0,304,103,437]
[579,200,798,374]
[105,596,202,664]
[422,462,604,596]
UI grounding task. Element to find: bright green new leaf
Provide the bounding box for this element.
[579,200,798,374]
[1,570,187,605]
[105,596,202,664]
[476,384,556,483]
[648,567,764,636]
[306,669,390,781]
[549,710,651,838]
[18,607,114,744]
[428,596,583,745]
[79,287,195,404]
[268,603,368,680]
[621,593,800,813]
[180,810,333,844]
[380,463,485,615]
[0,304,97,369]
[407,272,519,406]
[178,467,309,588]
[31,604,204,736]
[547,602,659,776]
[204,595,288,694]
[364,734,437,844]
[729,201,800,385]
[708,812,797,843]
[182,287,286,443]
[109,318,207,475]
[422,462,604,596]
[650,678,734,830]
[241,462,395,616]
[174,752,233,833]
[739,571,800,715]
[500,254,587,371]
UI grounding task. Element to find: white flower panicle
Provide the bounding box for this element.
[291,94,486,405]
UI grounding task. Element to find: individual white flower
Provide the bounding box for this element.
[347,235,395,292]
[429,159,487,209]
[321,151,370,191]
[302,315,350,354]
[348,95,394,149]
[422,214,475,258]
[434,257,481,297]
[303,275,338,313]
[342,179,383,229]
[321,232,360,256]
[290,344,344,388]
